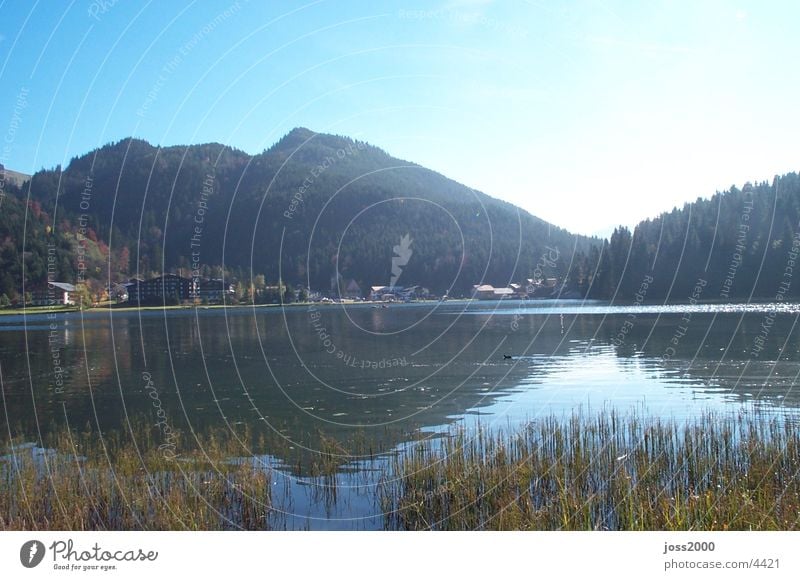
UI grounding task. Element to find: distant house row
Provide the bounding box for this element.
[26,275,560,307]
[368,285,429,301]
[123,274,234,304]
[28,276,236,307]
[472,277,559,300]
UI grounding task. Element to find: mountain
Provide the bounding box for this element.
[3,128,592,300]
[591,173,800,302]
[0,164,31,188]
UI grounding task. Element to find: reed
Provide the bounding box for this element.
[0,426,273,530]
[380,409,800,530]
[4,408,800,530]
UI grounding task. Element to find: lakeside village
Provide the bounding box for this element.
[16,271,565,310]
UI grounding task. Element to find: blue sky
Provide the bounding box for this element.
[1,0,799,236]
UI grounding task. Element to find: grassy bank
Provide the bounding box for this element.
[3,409,800,530]
[0,305,79,315]
[0,298,464,316]
[0,428,272,530]
[381,410,800,530]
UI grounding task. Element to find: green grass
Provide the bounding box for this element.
[380,409,800,530]
[0,305,79,315]
[8,301,318,314]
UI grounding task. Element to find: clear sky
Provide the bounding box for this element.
[1,0,799,237]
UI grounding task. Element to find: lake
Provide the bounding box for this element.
[2,299,800,528]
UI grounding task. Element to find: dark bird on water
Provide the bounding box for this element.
[503,354,513,359]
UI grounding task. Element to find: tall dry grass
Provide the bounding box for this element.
[380,410,800,530]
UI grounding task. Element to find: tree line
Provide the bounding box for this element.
[568,173,800,302]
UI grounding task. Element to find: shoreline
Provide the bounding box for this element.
[0,299,471,317]
[4,295,800,317]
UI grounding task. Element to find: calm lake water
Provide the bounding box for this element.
[2,299,800,528]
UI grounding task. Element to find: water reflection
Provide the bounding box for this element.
[2,301,800,469]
